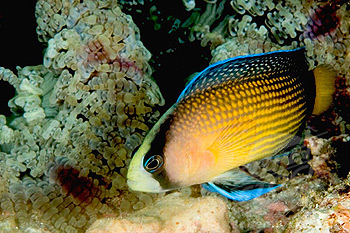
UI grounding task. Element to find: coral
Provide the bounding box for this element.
[225,175,327,232]
[176,0,350,83]
[335,75,350,124]
[304,134,350,181]
[285,189,350,232]
[177,0,309,49]
[303,0,345,40]
[0,0,164,232]
[86,192,231,233]
[1,0,350,232]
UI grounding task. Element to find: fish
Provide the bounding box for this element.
[126,48,335,201]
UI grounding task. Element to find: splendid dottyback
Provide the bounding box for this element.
[127,48,335,201]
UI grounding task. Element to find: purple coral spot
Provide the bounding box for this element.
[304,1,344,40]
[82,39,143,77]
[52,165,108,204]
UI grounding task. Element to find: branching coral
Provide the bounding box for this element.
[0,0,164,232]
[178,0,309,49]
[179,0,350,81]
[303,0,346,40]
[178,0,350,78]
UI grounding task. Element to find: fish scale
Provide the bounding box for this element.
[174,73,307,145]
[177,77,300,135]
[165,49,314,185]
[127,48,335,201]
[178,53,298,103]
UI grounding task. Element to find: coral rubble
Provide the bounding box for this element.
[285,178,350,232]
[86,192,231,233]
[0,0,164,232]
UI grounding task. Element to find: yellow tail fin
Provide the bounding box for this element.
[312,66,336,115]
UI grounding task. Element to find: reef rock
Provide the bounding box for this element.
[285,191,350,232]
[87,192,231,233]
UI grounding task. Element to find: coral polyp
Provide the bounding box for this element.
[303,0,346,40]
[0,0,164,232]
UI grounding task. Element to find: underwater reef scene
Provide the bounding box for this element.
[0,0,350,232]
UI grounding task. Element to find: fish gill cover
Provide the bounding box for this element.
[0,0,350,232]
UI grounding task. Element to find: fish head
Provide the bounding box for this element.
[127,105,181,193]
[126,143,178,193]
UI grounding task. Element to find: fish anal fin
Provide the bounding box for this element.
[204,169,281,201]
[203,182,280,201]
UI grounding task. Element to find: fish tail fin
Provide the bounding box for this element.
[312,66,336,115]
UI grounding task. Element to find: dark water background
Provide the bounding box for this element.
[0,1,44,116]
[0,1,212,118]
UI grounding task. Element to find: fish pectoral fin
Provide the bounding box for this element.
[209,119,255,170]
[203,169,280,201]
[269,133,304,159]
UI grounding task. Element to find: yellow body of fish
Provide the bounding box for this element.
[127,48,335,199]
[166,74,307,186]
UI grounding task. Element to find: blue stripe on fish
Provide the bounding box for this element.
[202,182,281,202]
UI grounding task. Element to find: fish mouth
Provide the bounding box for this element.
[127,177,164,193]
[126,179,139,191]
[127,165,164,193]
[126,140,165,193]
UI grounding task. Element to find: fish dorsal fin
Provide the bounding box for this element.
[203,169,280,201]
[208,117,257,172]
[177,48,306,103]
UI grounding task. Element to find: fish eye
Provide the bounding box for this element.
[144,155,164,173]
